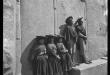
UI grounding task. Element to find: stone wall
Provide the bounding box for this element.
[3,0,16,75]
[20,0,86,57]
[20,0,107,75]
[20,0,107,60]
[20,0,55,51]
[85,0,107,60]
[20,0,85,74]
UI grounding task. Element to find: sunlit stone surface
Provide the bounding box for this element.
[3,0,16,75]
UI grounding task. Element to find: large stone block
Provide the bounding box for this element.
[70,58,107,75]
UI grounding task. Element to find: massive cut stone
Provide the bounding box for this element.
[70,58,107,75]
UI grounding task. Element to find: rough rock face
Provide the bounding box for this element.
[3,0,16,75]
[3,50,13,75]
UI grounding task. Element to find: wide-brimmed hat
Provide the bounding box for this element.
[56,35,64,39]
[36,36,45,40]
[65,16,73,24]
[45,35,55,39]
[77,17,83,22]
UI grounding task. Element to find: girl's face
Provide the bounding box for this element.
[39,39,45,44]
[50,38,54,43]
[69,18,73,25]
[40,49,46,55]
[79,21,83,25]
[58,38,63,43]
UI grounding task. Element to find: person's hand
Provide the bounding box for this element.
[83,36,87,40]
[57,55,60,59]
[70,48,72,54]
[45,55,48,59]
[65,49,68,52]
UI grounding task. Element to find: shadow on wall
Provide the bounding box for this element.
[20,38,38,75]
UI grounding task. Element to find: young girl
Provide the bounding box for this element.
[46,35,63,75]
[31,36,48,75]
[56,35,73,75]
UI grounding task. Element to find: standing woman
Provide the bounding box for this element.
[75,18,91,64]
[46,35,63,75]
[31,36,48,75]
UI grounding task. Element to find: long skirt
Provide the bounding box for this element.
[48,55,63,75]
[32,55,48,75]
[66,40,78,65]
[76,38,87,63]
[59,52,73,75]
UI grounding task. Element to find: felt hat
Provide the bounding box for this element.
[36,36,45,40]
[45,35,55,39]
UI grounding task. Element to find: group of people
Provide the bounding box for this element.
[59,16,91,65]
[28,16,91,75]
[29,35,73,75]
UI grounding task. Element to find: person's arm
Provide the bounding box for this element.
[68,26,77,38]
[79,32,87,40]
[62,44,68,52]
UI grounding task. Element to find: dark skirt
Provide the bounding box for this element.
[76,37,87,63]
[66,40,78,65]
[32,55,48,75]
[48,55,63,75]
[59,52,73,71]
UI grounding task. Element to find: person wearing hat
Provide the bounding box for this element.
[30,36,47,61]
[59,16,78,65]
[46,35,63,75]
[55,35,73,75]
[55,35,68,53]
[30,36,49,75]
[75,17,91,64]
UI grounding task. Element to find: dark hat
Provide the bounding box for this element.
[56,35,64,39]
[45,35,55,39]
[66,16,73,20]
[77,17,83,22]
[65,16,73,24]
[36,36,45,40]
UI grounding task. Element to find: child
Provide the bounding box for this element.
[56,35,73,75]
[46,35,63,75]
[31,36,48,75]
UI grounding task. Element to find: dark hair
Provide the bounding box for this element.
[77,18,83,26]
[65,16,73,24]
[36,36,45,40]
[56,35,64,41]
[35,36,45,45]
[55,35,68,49]
[45,35,55,44]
